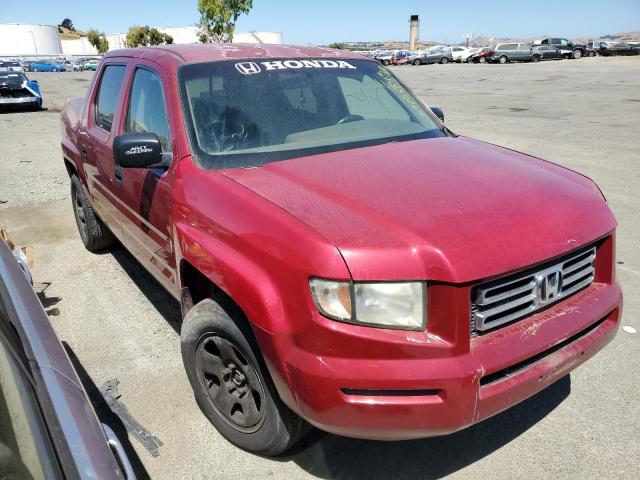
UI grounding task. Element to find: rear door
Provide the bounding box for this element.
[113,63,178,295]
[82,62,128,241]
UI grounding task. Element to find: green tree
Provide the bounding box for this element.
[328,42,344,49]
[197,0,253,43]
[87,29,109,54]
[59,18,75,31]
[124,26,174,48]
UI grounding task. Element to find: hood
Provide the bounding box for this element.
[221,137,615,283]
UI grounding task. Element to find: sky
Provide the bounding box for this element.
[1,0,639,45]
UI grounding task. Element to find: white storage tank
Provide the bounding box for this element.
[0,23,63,56]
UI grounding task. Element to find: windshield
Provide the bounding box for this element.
[179,59,444,169]
[0,72,27,83]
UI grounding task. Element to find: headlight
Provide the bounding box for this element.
[309,279,426,330]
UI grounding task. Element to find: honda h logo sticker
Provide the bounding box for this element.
[235,62,262,75]
[536,269,563,304]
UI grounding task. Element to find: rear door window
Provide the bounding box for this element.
[94,65,126,132]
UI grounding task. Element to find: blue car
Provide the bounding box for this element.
[0,71,42,109]
[27,61,65,72]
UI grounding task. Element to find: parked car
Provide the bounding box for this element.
[413,46,453,64]
[451,46,472,62]
[61,44,622,456]
[588,42,640,56]
[532,38,586,59]
[61,59,83,71]
[468,47,492,63]
[531,45,564,61]
[390,50,413,65]
[373,50,393,66]
[0,60,23,72]
[27,61,65,72]
[489,43,536,63]
[81,59,100,71]
[0,239,135,479]
[0,71,42,109]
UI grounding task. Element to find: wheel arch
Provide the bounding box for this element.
[176,224,289,335]
[177,254,300,411]
[63,157,78,178]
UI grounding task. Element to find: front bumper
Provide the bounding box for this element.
[0,96,39,105]
[262,281,621,440]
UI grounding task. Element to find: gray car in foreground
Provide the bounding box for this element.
[0,240,134,479]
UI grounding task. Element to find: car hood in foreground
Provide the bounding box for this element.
[221,137,615,283]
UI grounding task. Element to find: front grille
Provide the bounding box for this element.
[471,246,596,333]
[0,88,34,99]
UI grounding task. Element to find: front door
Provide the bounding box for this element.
[114,64,178,296]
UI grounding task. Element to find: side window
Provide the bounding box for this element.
[551,38,561,44]
[125,68,170,152]
[0,302,60,479]
[541,39,549,45]
[559,39,569,46]
[337,74,409,122]
[94,65,126,132]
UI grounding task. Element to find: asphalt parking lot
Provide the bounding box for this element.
[1,56,639,479]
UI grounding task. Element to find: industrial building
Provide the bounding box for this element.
[0,23,283,57]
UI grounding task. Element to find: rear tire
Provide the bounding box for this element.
[440,57,449,64]
[180,297,310,455]
[70,174,114,251]
[413,59,421,65]
[478,57,486,63]
[531,55,540,63]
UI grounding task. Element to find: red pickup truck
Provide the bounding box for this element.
[61,44,622,455]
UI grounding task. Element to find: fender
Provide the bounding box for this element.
[175,221,287,334]
[172,158,351,335]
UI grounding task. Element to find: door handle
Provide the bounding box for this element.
[114,165,123,187]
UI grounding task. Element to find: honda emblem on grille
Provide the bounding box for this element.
[536,269,563,303]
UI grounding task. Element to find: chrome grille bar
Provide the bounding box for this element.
[471,246,596,333]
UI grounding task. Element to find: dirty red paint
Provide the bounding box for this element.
[60,44,622,441]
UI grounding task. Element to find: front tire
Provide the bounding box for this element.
[572,49,583,59]
[180,297,310,455]
[413,58,421,65]
[70,174,114,251]
[478,56,486,63]
[531,54,540,63]
[440,57,449,64]
[498,55,508,64]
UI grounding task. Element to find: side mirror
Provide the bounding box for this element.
[32,80,38,84]
[113,132,163,168]
[430,107,445,122]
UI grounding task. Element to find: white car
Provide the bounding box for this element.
[451,46,473,62]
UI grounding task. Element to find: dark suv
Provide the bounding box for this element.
[532,38,586,59]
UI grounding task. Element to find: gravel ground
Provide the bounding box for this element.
[1,56,639,480]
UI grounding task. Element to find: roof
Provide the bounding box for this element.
[105,43,367,65]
